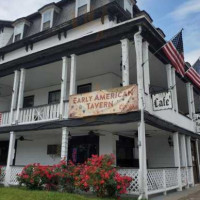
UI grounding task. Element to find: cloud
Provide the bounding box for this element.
[185,49,200,66]
[170,0,200,20]
[0,0,60,21]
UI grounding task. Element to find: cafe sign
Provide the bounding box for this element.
[68,85,138,118]
[152,91,173,111]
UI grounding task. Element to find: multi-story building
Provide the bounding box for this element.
[0,0,200,199]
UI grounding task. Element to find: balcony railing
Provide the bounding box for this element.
[18,103,60,124]
[0,102,70,126]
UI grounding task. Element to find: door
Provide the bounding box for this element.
[0,141,9,165]
[191,140,200,184]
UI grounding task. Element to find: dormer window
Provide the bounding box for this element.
[124,0,134,17]
[42,10,52,30]
[13,23,23,42]
[12,19,30,43]
[76,0,90,17]
[39,3,61,31]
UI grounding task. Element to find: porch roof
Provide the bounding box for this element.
[0,14,166,78]
[0,111,199,139]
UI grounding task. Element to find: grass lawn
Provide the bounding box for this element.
[0,187,137,200]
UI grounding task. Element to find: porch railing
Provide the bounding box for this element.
[18,103,60,124]
[0,102,70,126]
[0,112,10,126]
[0,166,6,184]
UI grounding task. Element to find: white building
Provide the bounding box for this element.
[0,1,200,199]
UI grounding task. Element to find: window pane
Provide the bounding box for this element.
[23,96,34,108]
[78,4,87,16]
[77,83,92,94]
[43,21,50,30]
[14,34,21,42]
[48,90,61,104]
[43,11,51,23]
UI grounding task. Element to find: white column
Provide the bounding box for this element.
[121,38,130,86]
[171,68,178,112]
[191,85,195,117]
[9,70,20,124]
[69,54,77,95]
[4,132,16,186]
[166,64,172,89]
[60,57,69,118]
[137,117,148,198]
[16,68,26,123]
[195,139,200,183]
[142,41,150,95]
[173,132,182,191]
[180,134,189,188]
[134,29,144,110]
[61,127,69,161]
[187,83,195,119]
[186,137,195,186]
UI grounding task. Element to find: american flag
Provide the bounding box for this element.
[162,30,185,77]
[185,61,200,88]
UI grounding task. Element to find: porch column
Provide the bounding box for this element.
[4,131,16,186]
[10,70,20,124]
[186,137,195,186]
[61,127,69,161]
[195,139,200,183]
[16,68,26,123]
[121,38,130,86]
[173,132,182,191]
[171,68,178,112]
[186,83,195,119]
[69,54,77,95]
[142,41,150,95]
[60,57,69,119]
[134,28,148,199]
[180,134,189,188]
[99,133,118,163]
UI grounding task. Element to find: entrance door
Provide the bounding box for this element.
[191,140,200,184]
[0,141,9,165]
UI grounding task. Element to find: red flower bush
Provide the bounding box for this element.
[17,155,132,198]
[73,154,132,197]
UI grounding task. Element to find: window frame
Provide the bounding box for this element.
[75,0,90,17]
[48,90,61,104]
[23,95,34,108]
[13,22,24,43]
[41,9,54,31]
[77,83,92,94]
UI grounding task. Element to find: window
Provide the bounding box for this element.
[77,83,92,94]
[14,33,21,42]
[76,0,89,17]
[42,10,52,30]
[78,5,87,16]
[48,90,61,104]
[124,0,133,16]
[13,22,24,42]
[23,96,34,108]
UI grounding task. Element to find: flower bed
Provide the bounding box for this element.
[17,154,132,198]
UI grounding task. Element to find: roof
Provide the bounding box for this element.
[0,20,13,28]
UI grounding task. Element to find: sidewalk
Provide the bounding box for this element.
[150,185,200,200]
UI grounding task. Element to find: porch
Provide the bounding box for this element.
[0,122,198,197]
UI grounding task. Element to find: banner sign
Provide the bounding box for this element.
[69,85,138,118]
[152,91,173,111]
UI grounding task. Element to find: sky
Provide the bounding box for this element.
[0,0,200,65]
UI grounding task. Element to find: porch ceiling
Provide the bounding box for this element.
[0,122,171,141]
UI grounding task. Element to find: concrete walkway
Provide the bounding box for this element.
[150,185,200,200]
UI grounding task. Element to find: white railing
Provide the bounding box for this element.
[147,168,179,195]
[18,103,60,124]
[118,168,139,195]
[0,166,6,184]
[9,166,23,185]
[0,112,10,126]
